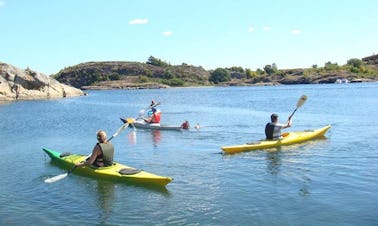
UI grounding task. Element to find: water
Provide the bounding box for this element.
[0,83,377,225]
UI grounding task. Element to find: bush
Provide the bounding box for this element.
[162,78,185,86]
[137,76,149,83]
[209,68,231,84]
[347,58,363,68]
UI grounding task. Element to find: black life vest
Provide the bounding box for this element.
[265,123,275,139]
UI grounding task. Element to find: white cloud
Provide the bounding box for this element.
[0,0,5,7]
[263,26,272,31]
[128,18,149,25]
[291,29,301,35]
[162,31,173,36]
[248,27,255,32]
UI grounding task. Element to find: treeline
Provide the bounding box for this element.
[209,58,378,84]
[53,55,378,89]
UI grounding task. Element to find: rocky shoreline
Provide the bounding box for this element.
[0,62,84,103]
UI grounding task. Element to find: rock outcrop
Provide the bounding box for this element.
[0,62,84,102]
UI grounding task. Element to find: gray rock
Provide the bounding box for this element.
[0,62,84,102]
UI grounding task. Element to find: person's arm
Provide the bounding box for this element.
[283,118,292,129]
[76,144,100,167]
[143,115,152,122]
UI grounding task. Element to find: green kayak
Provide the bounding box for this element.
[43,148,173,186]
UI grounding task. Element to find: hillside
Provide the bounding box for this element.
[54,58,210,89]
[53,55,378,89]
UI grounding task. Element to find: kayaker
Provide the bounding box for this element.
[143,107,161,123]
[75,130,114,167]
[265,113,292,139]
[181,120,190,129]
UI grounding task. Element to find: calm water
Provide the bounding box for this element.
[0,83,377,225]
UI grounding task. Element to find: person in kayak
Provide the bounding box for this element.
[143,107,161,123]
[75,130,114,167]
[265,113,292,139]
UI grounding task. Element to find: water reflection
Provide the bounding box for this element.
[265,148,312,197]
[127,130,137,145]
[151,130,161,147]
[126,130,162,148]
[96,180,115,225]
[265,148,282,175]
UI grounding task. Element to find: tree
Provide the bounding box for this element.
[256,68,265,75]
[264,65,274,75]
[324,61,339,71]
[347,58,363,68]
[146,56,169,67]
[246,69,257,79]
[209,68,231,84]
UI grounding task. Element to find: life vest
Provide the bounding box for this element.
[151,112,161,123]
[265,123,275,139]
[96,142,114,167]
[181,121,190,129]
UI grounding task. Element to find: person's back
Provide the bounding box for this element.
[265,122,276,139]
[96,142,114,167]
[265,114,291,140]
[145,107,161,123]
[75,130,115,168]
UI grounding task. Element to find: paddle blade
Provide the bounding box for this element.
[44,173,68,183]
[126,118,135,123]
[296,95,307,108]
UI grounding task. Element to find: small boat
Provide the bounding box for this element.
[121,117,185,131]
[221,125,331,154]
[43,148,173,186]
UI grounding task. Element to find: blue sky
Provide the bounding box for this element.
[1,0,377,75]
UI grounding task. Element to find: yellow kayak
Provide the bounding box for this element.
[43,148,173,186]
[221,125,331,154]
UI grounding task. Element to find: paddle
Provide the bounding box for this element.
[139,101,161,118]
[44,122,130,183]
[288,95,307,120]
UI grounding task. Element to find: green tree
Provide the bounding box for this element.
[264,65,274,75]
[209,68,231,84]
[324,61,339,71]
[347,58,363,68]
[229,66,244,73]
[246,69,257,79]
[162,71,175,79]
[256,68,265,75]
[146,56,169,67]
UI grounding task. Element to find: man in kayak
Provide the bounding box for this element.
[75,130,114,167]
[143,107,161,123]
[265,113,292,139]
